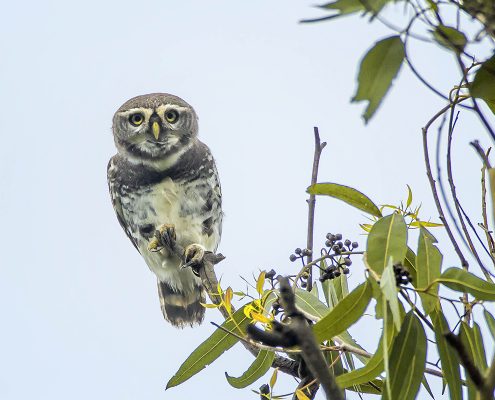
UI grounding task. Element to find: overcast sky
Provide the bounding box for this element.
[1,1,494,399]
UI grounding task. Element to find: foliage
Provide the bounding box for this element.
[165,0,495,399]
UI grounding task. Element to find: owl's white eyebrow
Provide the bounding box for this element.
[118,108,153,117]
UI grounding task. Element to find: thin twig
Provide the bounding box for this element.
[306,127,327,292]
[422,101,470,269]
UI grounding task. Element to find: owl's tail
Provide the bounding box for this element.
[157,280,205,327]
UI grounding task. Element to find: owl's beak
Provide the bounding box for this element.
[152,121,161,140]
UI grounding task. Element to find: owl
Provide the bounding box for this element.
[107,93,222,327]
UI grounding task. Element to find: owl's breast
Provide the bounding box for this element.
[121,176,221,254]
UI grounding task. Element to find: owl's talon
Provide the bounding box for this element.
[148,223,176,252]
[181,244,206,270]
[147,238,162,252]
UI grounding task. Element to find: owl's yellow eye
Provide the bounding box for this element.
[129,113,144,126]
[165,110,179,123]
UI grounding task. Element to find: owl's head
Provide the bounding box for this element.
[112,93,199,161]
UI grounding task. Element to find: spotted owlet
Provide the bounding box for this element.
[107,93,222,327]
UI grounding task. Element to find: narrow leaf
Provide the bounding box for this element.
[225,350,275,389]
[460,321,488,399]
[336,316,394,387]
[438,268,495,300]
[380,261,402,331]
[352,36,405,122]
[404,247,417,285]
[307,182,382,217]
[470,53,495,114]
[383,312,427,400]
[366,213,407,274]
[406,185,413,208]
[256,271,266,296]
[313,281,372,342]
[269,367,278,389]
[432,309,462,400]
[320,0,390,17]
[416,228,442,314]
[484,309,495,340]
[432,25,467,53]
[166,306,249,389]
[295,288,330,319]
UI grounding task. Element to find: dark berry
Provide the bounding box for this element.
[259,383,270,396]
[337,241,343,248]
[325,266,334,273]
[325,240,332,247]
[334,271,341,277]
[332,244,340,252]
[295,248,302,255]
[302,248,312,257]
[344,239,351,247]
[266,269,276,279]
[352,242,358,248]
[335,233,343,240]
[343,267,350,274]
[301,281,307,288]
[344,258,352,266]
[326,233,334,240]
[289,254,297,262]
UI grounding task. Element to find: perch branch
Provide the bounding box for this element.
[248,276,344,400]
[153,230,300,378]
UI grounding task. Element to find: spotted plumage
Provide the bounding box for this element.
[107,93,222,327]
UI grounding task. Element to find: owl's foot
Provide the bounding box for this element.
[148,224,177,252]
[181,244,206,271]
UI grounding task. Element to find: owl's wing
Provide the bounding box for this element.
[107,157,140,252]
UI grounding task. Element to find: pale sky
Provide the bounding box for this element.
[1,1,494,399]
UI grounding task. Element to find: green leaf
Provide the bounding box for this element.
[366,213,408,274]
[336,317,394,388]
[347,380,383,394]
[460,321,488,399]
[332,267,349,301]
[437,268,495,300]
[225,350,275,389]
[166,306,249,389]
[307,183,382,217]
[416,228,442,314]
[470,53,495,114]
[484,309,495,341]
[313,281,372,342]
[320,0,390,16]
[432,25,467,53]
[295,288,330,319]
[295,288,368,363]
[352,36,405,122]
[406,185,413,208]
[404,247,417,285]
[383,312,427,400]
[432,310,462,400]
[380,261,402,331]
[460,322,487,372]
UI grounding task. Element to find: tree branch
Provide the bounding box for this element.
[306,127,327,291]
[248,276,344,400]
[153,230,301,378]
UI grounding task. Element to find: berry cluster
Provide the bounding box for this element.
[289,247,312,262]
[394,263,413,286]
[325,233,358,254]
[319,263,350,282]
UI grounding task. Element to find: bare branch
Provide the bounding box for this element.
[306,127,327,291]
